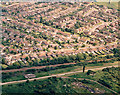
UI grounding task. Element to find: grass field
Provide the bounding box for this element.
[2,77,114,94]
[96,0,119,2]
[95,2,119,9]
[67,67,119,93]
[2,61,118,83]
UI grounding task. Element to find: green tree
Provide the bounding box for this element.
[81,44,85,47]
[87,70,95,75]
[76,53,84,61]
[26,79,29,83]
[2,58,6,64]
[25,57,29,61]
[93,43,97,46]
[75,39,78,43]
[40,17,43,23]
[54,46,57,50]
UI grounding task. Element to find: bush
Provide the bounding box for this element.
[26,80,29,83]
[81,44,85,47]
[98,79,111,88]
[1,64,8,69]
[87,70,95,75]
[26,69,36,73]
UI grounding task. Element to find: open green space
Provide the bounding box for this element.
[67,67,120,93]
[2,59,118,83]
[95,2,119,9]
[2,77,114,94]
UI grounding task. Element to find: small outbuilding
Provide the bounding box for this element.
[24,74,36,79]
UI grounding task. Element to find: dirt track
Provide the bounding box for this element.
[1,57,117,73]
[1,62,76,73]
[0,65,118,86]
